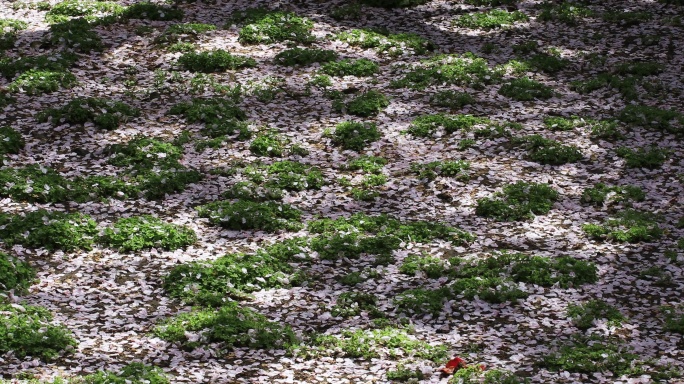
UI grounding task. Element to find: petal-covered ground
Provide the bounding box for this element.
[0,0,683,383]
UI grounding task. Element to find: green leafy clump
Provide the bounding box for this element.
[46,18,102,52]
[617,105,683,134]
[399,254,448,278]
[448,367,529,384]
[454,9,528,29]
[588,119,624,140]
[0,126,24,157]
[345,155,387,173]
[538,3,593,25]
[515,135,582,165]
[330,3,361,20]
[0,19,28,49]
[359,0,429,8]
[0,165,73,203]
[391,53,498,89]
[249,131,290,157]
[0,252,35,295]
[321,58,379,77]
[8,69,77,95]
[407,114,490,137]
[169,97,245,124]
[582,209,662,243]
[0,52,76,80]
[330,121,381,151]
[122,2,183,21]
[302,327,447,362]
[476,182,559,221]
[580,183,645,206]
[614,61,664,77]
[177,50,256,73]
[38,97,139,130]
[100,216,196,252]
[334,90,389,117]
[45,0,124,23]
[0,209,98,251]
[543,116,588,131]
[386,365,426,382]
[662,305,684,334]
[197,119,252,146]
[567,300,626,330]
[196,200,303,232]
[244,161,326,192]
[274,47,338,66]
[0,304,77,360]
[81,363,169,384]
[235,9,315,45]
[336,28,435,56]
[615,146,668,169]
[410,160,470,181]
[602,10,652,26]
[154,302,298,350]
[523,53,569,73]
[429,90,475,109]
[155,22,216,44]
[223,181,283,202]
[164,239,306,305]
[331,292,381,318]
[542,336,638,375]
[108,136,183,171]
[508,254,598,288]
[498,77,554,101]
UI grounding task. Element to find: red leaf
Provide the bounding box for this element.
[440,356,467,375]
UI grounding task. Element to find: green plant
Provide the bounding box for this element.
[589,119,624,140]
[512,41,539,54]
[274,47,337,66]
[331,292,380,318]
[334,90,389,117]
[538,3,593,25]
[0,52,77,80]
[498,77,554,101]
[662,305,684,334]
[386,365,425,382]
[108,136,183,170]
[100,216,196,251]
[617,105,684,133]
[122,2,183,20]
[429,90,474,108]
[583,209,662,243]
[453,9,528,29]
[45,0,124,23]
[309,74,332,88]
[410,160,470,181]
[0,165,73,203]
[515,135,582,165]
[542,335,638,374]
[8,69,77,95]
[169,97,245,124]
[177,50,256,73]
[543,116,585,131]
[0,252,35,295]
[0,19,28,49]
[330,121,382,151]
[0,126,24,157]
[46,18,102,52]
[615,146,668,169]
[0,209,98,251]
[197,200,302,232]
[580,183,645,206]
[508,254,598,288]
[154,302,298,350]
[81,363,169,384]
[523,53,569,73]
[0,304,76,360]
[567,300,626,330]
[330,3,361,20]
[399,254,448,278]
[476,182,559,221]
[249,131,288,157]
[164,239,306,305]
[235,9,315,44]
[38,97,139,130]
[168,42,196,52]
[391,53,498,89]
[321,58,379,77]
[336,28,435,56]
[407,114,489,137]
[345,155,387,173]
[602,10,651,26]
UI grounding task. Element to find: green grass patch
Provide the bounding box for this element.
[523,53,569,73]
[242,161,326,192]
[0,209,97,251]
[538,3,593,25]
[46,18,102,52]
[177,50,256,73]
[344,155,387,173]
[429,90,475,109]
[0,52,76,80]
[662,305,684,334]
[336,28,435,56]
[0,19,28,49]
[410,160,470,181]
[476,182,559,221]
[515,135,583,165]
[543,115,589,131]
[80,363,169,384]
[169,97,245,126]
[154,302,298,350]
[400,253,449,278]
[8,69,77,95]
[541,335,639,375]
[249,131,290,157]
[0,252,35,295]
[407,114,490,137]
[274,48,337,66]
[38,97,139,130]
[615,146,668,169]
[449,368,529,384]
[0,126,24,159]
[331,292,381,318]
[617,105,683,134]
[0,304,76,360]
[108,136,183,171]
[582,209,662,243]
[330,121,382,151]
[196,200,302,232]
[0,165,74,203]
[333,90,389,117]
[391,53,498,89]
[100,215,196,251]
[321,58,379,77]
[580,183,645,206]
[498,77,554,101]
[45,0,124,23]
[567,300,626,330]
[453,9,529,29]
[235,9,315,45]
